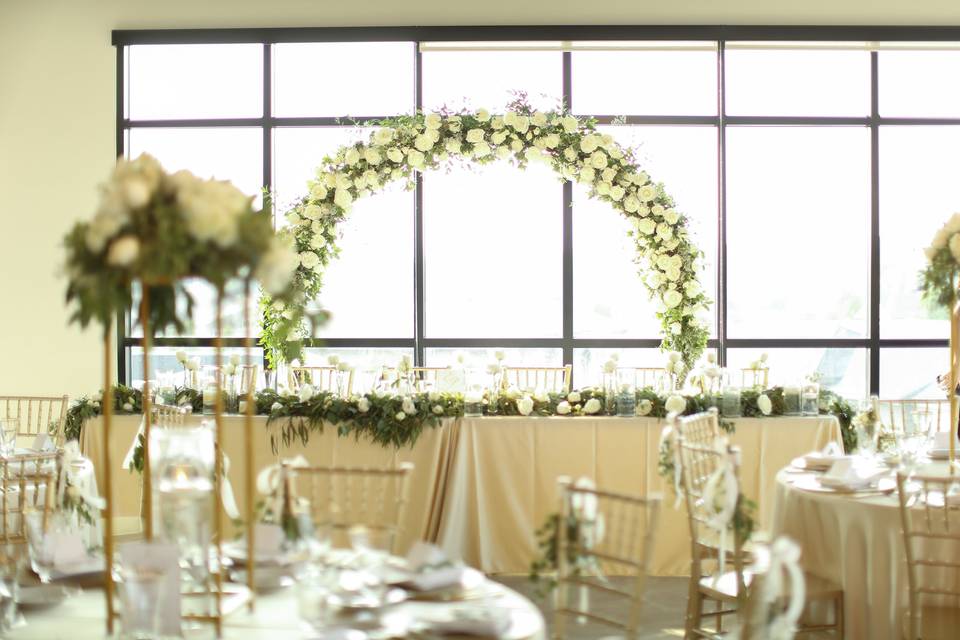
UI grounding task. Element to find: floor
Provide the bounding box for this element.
[493,576,691,639]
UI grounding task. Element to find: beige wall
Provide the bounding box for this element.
[2,0,959,400]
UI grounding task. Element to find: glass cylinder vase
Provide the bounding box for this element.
[801,381,820,416]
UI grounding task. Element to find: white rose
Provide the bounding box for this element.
[299,251,320,269]
[270,402,282,412]
[407,149,426,168]
[635,218,656,236]
[490,131,508,146]
[510,139,523,152]
[757,393,773,416]
[623,195,640,213]
[466,128,485,144]
[580,135,600,153]
[122,402,133,412]
[373,128,395,145]
[638,184,656,201]
[298,384,315,403]
[596,181,611,196]
[424,113,443,129]
[556,401,572,415]
[176,350,188,364]
[357,397,371,413]
[188,358,200,371]
[363,148,382,165]
[567,391,581,403]
[511,114,530,133]
[603,359,617,374]
[302,204,322,220]
[665,361,675,374]
[638,399,653,416]
[395,411,406,421]
[473,142,492,158]
[590,150,608,170]
[496,146,511,159]
[106,235,140,267]
[432,404,444,415]
[517,395,534,416]
[490,116,505,130]
[664,209,680,225]
[476,108,491,122]
[664,394,686,415]
[494,350,505,361]
[531,111,548,127]
[663,289,683,308]
[561,115,579,133]
[445,138,462,154]
[402,397,416,414]
[609,185,625,201]
[256,235,300,295]
[387,148,404,163]
[414,133,435,152]
[668,351,682,363]
[583,398,602,415]
[333,189,353,209]
[760,352,769,363]
[670,322,682,335]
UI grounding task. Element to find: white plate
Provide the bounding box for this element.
[16,584,72,608]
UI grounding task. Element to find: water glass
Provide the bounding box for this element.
[897,407,935,468]
[463,386,484,418]
[119,565,166,640]
[782,385,802,416]
[616,383,636,417]
[856,399,881,457]
[0,420,17,458]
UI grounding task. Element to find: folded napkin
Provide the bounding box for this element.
[801,442,845,471]
[424,608,512,637]
[403,542,471,592]
[820,458,887,490]
[929,432,960,458]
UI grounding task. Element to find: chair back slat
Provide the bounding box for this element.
[0,396,69,441]
[502,365,572,394]
[878,399,950,434]
[740,368,769,389]
[0,451,60,545]
[290,463,413,553]
[288,366,354,398]
[553,477,662,639]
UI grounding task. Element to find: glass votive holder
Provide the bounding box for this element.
[119,564,166,640]
[463,388,484,418]
[801,382,820,416]
[782,385,802,416]
[201,386,217,415]
[721,386,741,418]
[616,384,636,417]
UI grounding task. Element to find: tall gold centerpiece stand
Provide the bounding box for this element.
[950,296,958,471]
[102,278,257,636]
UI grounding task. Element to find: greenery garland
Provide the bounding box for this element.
[260,96,711,377]
[66,385,856,458]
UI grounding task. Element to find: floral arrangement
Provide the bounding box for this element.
[921,211,960,308]
[260,97,711,377]
[63,153,303,339]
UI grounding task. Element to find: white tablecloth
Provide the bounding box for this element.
[771,463,960,640]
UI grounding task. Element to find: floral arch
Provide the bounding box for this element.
[260,99,710,377]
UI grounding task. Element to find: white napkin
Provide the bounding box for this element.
[30,433,55,452]
[802,442,844,470]
[930,432,960,458]
[820,458,887,489]
[51,531,87,568]
[424,608,512,637]
[403,542,470,592]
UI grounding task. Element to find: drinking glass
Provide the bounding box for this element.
[856,398,881,458]
[782,384,802,416]
[897,406,935,469]
[721,385,742,418]
[0,420,17,458]
[119,565,166,640]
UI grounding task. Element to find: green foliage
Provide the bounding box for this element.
[528,512,583,595]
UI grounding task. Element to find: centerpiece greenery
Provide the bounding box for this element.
[260,97,711,379]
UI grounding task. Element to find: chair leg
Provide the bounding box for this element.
[684,576,700,639]
[834,592,844,638]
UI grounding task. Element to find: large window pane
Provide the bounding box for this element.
[572,48,717,115]
[421,50,561,112]
[424,348,563,369]
[879,127,960,338]
[273,43,414,117]
[130,279,260,339]
[725,47,870,116]
[423,162,562,338]
[880,348,949,399]
[273,126,371,212]
[726,127,870,338]
[127,128,263,203]
[127,44,262,119]
[574,348,676,389]
[880,50,960,117]
[726,347,868,399]
[574,126,718,338]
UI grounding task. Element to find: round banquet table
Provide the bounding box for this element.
[771,461,960,640]
[6,575,545,639]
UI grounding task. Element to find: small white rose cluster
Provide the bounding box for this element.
[925,212,960,263]
[264,102,709,371]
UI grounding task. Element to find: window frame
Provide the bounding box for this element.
[114,25,960,393]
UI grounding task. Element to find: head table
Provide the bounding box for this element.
[81,413,841,577]
[772,461,960,640]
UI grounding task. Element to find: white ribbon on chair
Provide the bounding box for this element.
[658,418,684,509]
[256,456,310,519]
[58,440,106,512]
[754,537,805,640]
[702,444,739,581]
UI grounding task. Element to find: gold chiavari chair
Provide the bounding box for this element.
[878,398,951,434]
[236,363,259,396]
[0,452,59,546]
[615,367,667,391]
[0,396,69,441]
[739,368,769,389]
[679,408,723,451]
[676,417,844,639]
[288,366,354,398]
[553,476,662,640]
[408,367,449,392]
[152,403,190,427]
[896,470,960,640]
[502,365,572,394]
[287,462,413,553]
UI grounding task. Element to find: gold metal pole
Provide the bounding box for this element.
[243,280,255,610]
[140,284,153,540]
[213,287,224,637]
[951,297,958,470]
[103,325,115,634]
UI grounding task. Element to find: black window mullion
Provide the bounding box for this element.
[717,40,729,368]
[413,42,425,367]
[870,50,881,395]
[562,51,574,385]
